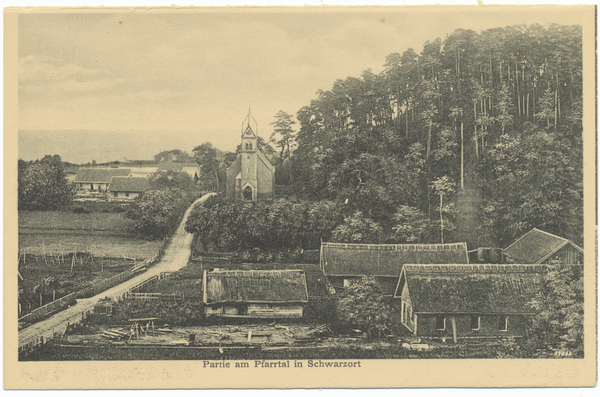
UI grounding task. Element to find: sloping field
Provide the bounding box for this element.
[18,210,161,258]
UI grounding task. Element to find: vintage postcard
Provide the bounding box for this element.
[4,4,597,389]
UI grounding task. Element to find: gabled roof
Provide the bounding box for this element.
[204,270,309,304]
[320,242,469,277]
[74,168,131,183]
[502,228,583,264]
[107,176,149,192]
[243,124,257,137]
[394,264,546,314]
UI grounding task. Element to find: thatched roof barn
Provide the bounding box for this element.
[203,269,308,318]
[320,242,469,278]
[394,264,546,339]
[503,228,583,264]
[107,176,149,200]
[74,168,131,192]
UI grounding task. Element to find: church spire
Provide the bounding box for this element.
[241,106,258,137]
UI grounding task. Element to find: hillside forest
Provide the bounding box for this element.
[187,24,583,252]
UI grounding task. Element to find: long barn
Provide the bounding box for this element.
[203,269,309,318]
[320,242,469,294]
[394,264,547,341]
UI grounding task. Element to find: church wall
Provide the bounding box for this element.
[257,160,274,200]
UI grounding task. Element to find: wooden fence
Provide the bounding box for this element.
[124,292,182,302]
[18,292,77,324]
[18,308,93,355]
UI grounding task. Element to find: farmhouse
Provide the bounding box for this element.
[394,264,546,341]
[73,168,131,193]
[203,269,308,318]
[107,176,149,200]
[502,228,583,264]
[320,242,469,294]
[226,112,275,201]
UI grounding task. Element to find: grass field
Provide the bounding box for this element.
[19,211,131,232]
[18,210,163,258]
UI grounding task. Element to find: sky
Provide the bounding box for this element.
[16,5,590,164]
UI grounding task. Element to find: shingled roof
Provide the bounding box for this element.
[502,228,583,264]
[74,168,131,183]
[394,264,546,314]
[203,270,309,304]
[320,242,469,277]
[107,176,149,192]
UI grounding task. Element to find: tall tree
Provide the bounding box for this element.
[193,142,220,191]
[270,110,297,184]
[18,155,73,210]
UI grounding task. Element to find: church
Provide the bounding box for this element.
[226,112,275,201]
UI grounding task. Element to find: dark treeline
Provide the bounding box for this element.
[290,24,582,247]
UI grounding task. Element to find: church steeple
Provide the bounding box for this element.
[241,107,258,137]
[226,109,275,201]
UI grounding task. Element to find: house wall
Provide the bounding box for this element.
[205,306,223,316]
[400,283,416,333]
[256,160,274,201]
[109,191,141,200]
[76,182,110,192]
[415,314,529,338]
[543,244,583,265]
[206,304,303,318]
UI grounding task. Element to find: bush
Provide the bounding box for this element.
[126,189,200,240]
[185,196,345,253]
[72,206,90,214]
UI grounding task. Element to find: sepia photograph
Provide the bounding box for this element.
[4,3,597,389]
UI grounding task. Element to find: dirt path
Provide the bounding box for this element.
[19,193,216,348]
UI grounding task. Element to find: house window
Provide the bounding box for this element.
[436,315,446,331]
[125,193,129,197]
[471,315,480,330]
[343,279,350,288]
[498,315,508,331]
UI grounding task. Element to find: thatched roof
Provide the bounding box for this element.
[107,176,149,193]
[502,228,583,264]
[204,270,309,304]
[321,242,469,277]
[74,168,131,183]
[395,264,545,314]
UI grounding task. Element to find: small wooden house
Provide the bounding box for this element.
[73,168,131,193]
[320,242,469,294]
[502,228,583,264]
[394,264,546,340]
[203,269,309,318]
[107,176,149,200]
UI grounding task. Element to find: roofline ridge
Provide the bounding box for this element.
[533,227,569,242]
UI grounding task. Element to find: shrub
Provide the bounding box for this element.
[72,206,90,214]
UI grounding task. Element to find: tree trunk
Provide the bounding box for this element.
[426,119,432,159]
[440,192,444,244]
[460,112,464,190]
[287,141,293,184]
[405,101,409,139]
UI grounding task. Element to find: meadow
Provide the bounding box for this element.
[18,210,163,258]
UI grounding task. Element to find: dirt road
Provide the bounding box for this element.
[19,193,216,349]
